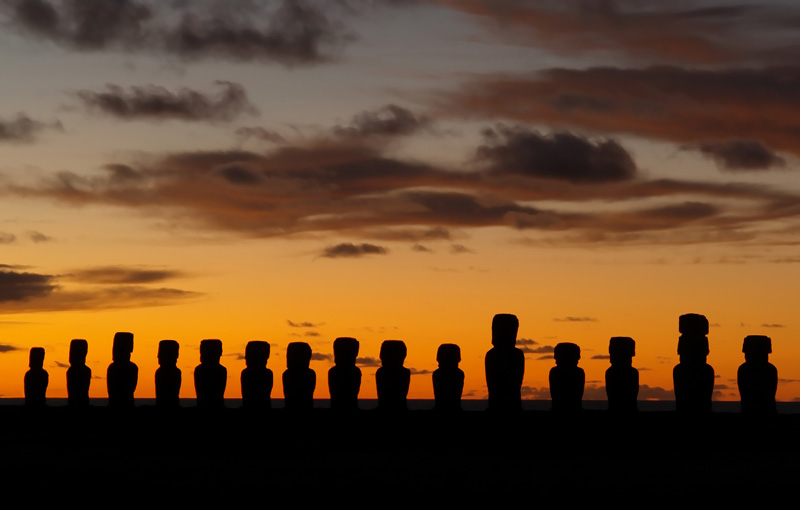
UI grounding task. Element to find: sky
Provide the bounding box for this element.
[1,0,799,402]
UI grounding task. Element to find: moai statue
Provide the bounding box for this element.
[605,337,639,412]
[107,332,138,409]
[241,341,273,410]
[24,347,48,407]
[155,340,181,409]
[549,342,585,412]
[67,339,91,408]
[283,342,316,411]
[485,314,525,412]
[194,339,227,410]
[673,313,715,414]
[328,337,361,411]
[738,335,778,414]
[376,340,411,412]
[433,343,464,412]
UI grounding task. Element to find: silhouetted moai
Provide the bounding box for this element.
[485,314,525,412]
[673,313,715,414]
[433,344,464,412]
[605,337,639,412]
[738,335,778,414]
[194,339,227,410]
[24,347,48,407]
[155,340,181,409]
[376,340,411,412]
[67,339,91,408]
[328,337,361,411]
[283,342,316,411]
[241,341,273,410]
[549,342,585,412]
[107,332,138,409]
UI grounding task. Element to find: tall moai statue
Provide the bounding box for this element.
[376,340,411,412]
[241,341,273,410]
[67,339,91,408]
[433,343,464,412]
[549,342,585,412]
[24,347,48,407]
[155,340,181,409]
[194,339,227,410]
[738,335,778,414]
[283,342,316,411]
[605,337,639,412]
[485,314,525,412]
[328,337,361,411]
[107,332,138,408]
[673,313,715,413]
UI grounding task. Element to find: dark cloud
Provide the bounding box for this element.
[449,244,474,254]
[235,127,286,144]
[0,114,61,142]
[27,231,52,243]
[435,1,800,66]
[66,266,183,284]
[333,104,431,138]
[761,323,785,328]
[446,66,800,159]
[0,270,56,302]
[0,344,21,353]
[310,352,333,361]
[517,338,537,345]
[321,243,388,258]
[74,81,256,122]
[54,361,69,368]
[356,356,381,367]
[554,316,597,322]
[0,233,16,244]
[639,385,674,400]
[304,331,320,337]
[521,344,555,355]
[411,244,433,253]
[287,320,323,328]
[591,354,610,360]
[478,126,636,183]
[4,0,353,66]
[693,141,786,171]
[520,385,549,398]
[409,367,431,375]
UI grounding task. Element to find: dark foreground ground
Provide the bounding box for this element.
[2,403,797,505]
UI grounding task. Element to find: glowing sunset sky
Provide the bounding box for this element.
[1,0,798,402]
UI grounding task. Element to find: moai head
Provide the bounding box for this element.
[491,314,519,349]
[112,332,134,362]
[609,337,635,367]
[333,337,359,367]
[677,314,709,362]
[286,342,312,370]
[158,340,180,367]
[554,342,581,367]
[436,344,461,368]
[200,339,223,365]
[245,341,270,368]
[380,340,407,367]
[29,347,45,369]
[743,335,771,363]
[69,339,88,366]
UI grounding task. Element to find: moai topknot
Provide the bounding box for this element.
[156,340,181,409]
[376,340,411,412]
[241,341,273,410]
[485,314,525,412]
[550,342,585,412]
[433,343,464,412]
[605,337,639,412]
[24,347,48,407]
[194,339,227,410]
[107,332,138,408]
[67,339,91,408]
[328,337,361,411]
[738,335,778,414]
[673,313,715,414]
[283,342,316,411]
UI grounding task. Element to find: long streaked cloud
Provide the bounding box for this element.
[3,0,354,66]
[433,0,800,66]
[74,81,257,123]
[65,266,185,284]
